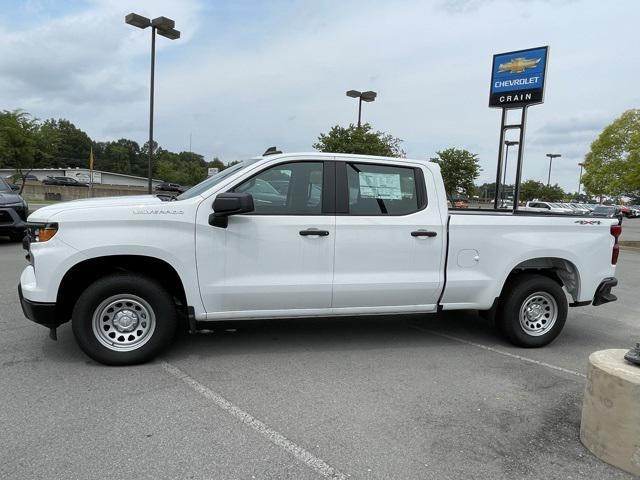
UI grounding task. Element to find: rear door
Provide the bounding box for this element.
[332,160,445,312]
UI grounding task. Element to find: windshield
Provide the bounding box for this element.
[0,177,12,193]
[177,159,260,200]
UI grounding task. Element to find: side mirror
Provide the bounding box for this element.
[209,192,254,228]
[10,184,19,191]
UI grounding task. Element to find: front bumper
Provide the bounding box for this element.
[592,277,618,306]
[0,207,26,235]
[18,284,60,329]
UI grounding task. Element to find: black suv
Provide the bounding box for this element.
[155,182,186,193]
[42,176,88,187]
[0,177,29,241]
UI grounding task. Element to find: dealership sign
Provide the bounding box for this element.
[489,46,548,108]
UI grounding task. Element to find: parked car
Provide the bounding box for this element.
[448,194,470,209]
[42,176,88,187]
[0,176,29,241]
[6,173,38,183]
[19,152,620,365]
[618,205,634,218]
[522,201,574,214]
[568,203,590,215]
[591,205,623,220]
[155,182,186,193]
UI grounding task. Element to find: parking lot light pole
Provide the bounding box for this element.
[546,153,561,187]
[346,90,377,127]
[578,162,585,195]
[125,13,180,194]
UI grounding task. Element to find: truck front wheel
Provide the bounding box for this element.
[72,273,177,365]
[497,273,568,348]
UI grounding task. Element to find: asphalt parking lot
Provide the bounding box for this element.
[1,234,639,479]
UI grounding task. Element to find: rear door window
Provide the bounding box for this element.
[343,163,424,216]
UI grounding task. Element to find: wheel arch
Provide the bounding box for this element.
[500,256,580,303]
[56,255,188,326]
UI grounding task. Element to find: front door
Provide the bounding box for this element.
[196,160,335,319]
[332,160,445,312]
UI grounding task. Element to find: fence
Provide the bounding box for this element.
[20,182,149,202]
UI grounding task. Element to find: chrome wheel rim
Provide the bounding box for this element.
[519,291,558,336]
[92,294,156,352]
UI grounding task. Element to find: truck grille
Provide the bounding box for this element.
[0,209,12,223]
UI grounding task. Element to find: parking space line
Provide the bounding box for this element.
[160,361,348,480]
[409,326,586,379]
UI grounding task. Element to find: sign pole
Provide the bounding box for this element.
[512,106,528,212]
[89,146,94,198]
[489,46,548,211]
[493,108,507,209]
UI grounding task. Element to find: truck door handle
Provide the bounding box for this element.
[411,230,437,237]
[299,229,330,237]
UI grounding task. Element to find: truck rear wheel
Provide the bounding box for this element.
[497,273,567,348]
[72,273,177,365]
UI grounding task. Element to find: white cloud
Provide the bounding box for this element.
[0,0,638,191]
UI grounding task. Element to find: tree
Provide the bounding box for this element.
[517,180,565,202]
[519,180,545,201]
[540,184,565,201]
[208,157,225,172]
[431,148,481,198]
[581,109,640,200]
[1,109,224,187]
[313,123,405,157]
[154,150,209,186]
[40,119,92,168]
[0,110,58,193]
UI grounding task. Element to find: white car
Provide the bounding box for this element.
[19,152,620,365]
[569,203,591,215]
[523,201,574,214]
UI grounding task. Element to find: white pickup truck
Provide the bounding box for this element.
[19,152,620,365]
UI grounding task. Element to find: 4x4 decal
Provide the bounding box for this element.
[575,220,601,225]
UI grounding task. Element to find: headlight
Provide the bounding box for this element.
[27,222,58,243]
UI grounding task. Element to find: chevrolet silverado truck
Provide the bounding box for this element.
[19,152,620,365]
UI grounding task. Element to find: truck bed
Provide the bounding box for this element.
[440,211,617,310]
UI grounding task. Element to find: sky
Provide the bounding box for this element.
[0,0,638,191]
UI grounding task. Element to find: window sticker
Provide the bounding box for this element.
[358,172,402,200]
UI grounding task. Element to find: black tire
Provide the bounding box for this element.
[497,273,568,348]
[72,273,177,365]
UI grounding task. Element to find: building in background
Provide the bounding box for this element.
[0,168,163,188]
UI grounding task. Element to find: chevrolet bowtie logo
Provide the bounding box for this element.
[498,57,541,74]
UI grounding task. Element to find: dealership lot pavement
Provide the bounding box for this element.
[621,217,640,242]
[1,239,639,480]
